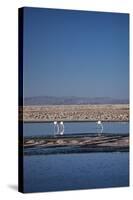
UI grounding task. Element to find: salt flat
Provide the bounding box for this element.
[20,104,129,122]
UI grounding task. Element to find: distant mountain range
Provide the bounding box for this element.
[24,96,129,105]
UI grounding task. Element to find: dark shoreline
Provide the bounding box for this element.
[24,147,129,156]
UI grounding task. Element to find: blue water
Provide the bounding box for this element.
[23,122,129,193]
[24,152,129,193]
[23,122,129,137]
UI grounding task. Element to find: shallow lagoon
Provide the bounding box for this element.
[23,122,129,193]
[23,121,129,137]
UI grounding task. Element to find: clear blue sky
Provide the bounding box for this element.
[23,7,129,99]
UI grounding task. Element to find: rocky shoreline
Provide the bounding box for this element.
[23,134,129,155]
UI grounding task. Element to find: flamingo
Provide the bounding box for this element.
[59,121,64,135]
[53,121,59,135]
[96,120,103,135]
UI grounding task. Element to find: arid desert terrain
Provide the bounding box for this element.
[20,104,129,122]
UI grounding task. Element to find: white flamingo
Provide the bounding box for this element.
[59,121,64,135]
[96,120,103,135]
[53,121,59,135]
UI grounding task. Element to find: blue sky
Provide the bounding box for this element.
[23,7,129,99]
